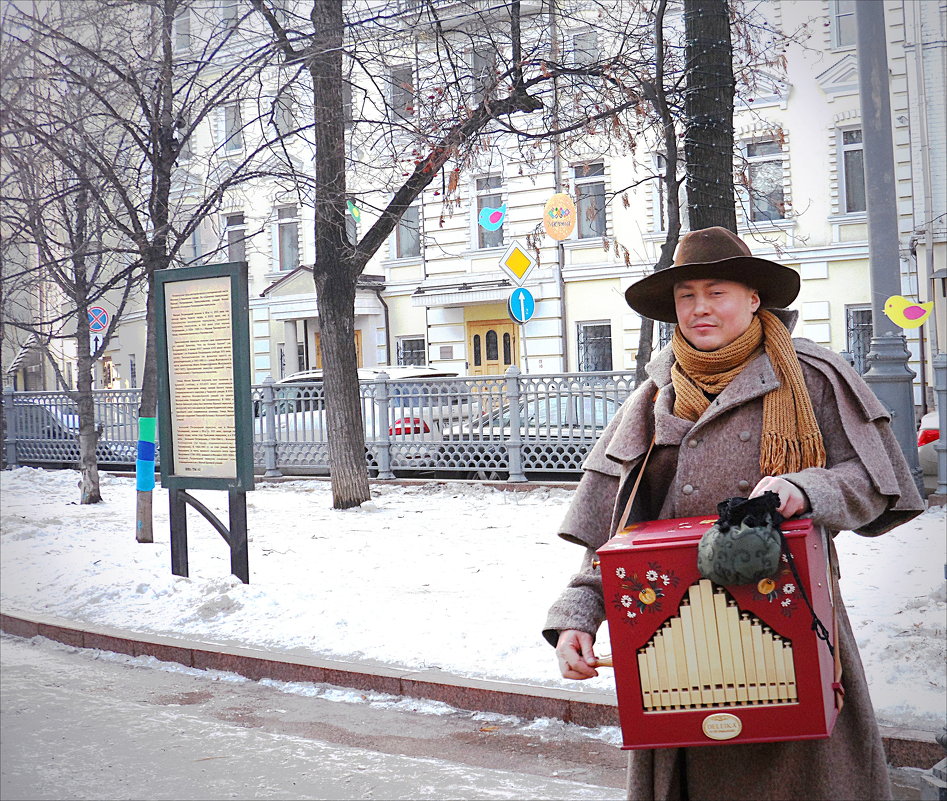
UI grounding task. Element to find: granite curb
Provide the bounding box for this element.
[2,609,942,770]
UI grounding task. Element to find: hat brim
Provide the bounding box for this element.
[624,256,800,323]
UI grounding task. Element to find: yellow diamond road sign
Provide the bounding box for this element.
[498,240,536,285]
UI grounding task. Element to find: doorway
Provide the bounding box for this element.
[466,320,517,376]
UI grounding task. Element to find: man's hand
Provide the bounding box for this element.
[555,629,599,680]
[750,476,809,518]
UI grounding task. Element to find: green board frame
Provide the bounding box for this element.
[154,262,254,492]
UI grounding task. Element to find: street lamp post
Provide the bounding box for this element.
[854,0,923,492]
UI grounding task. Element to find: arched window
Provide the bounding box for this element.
[486,330,498,361]
[473,334,482,367]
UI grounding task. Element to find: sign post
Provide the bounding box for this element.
[154,261,254,583]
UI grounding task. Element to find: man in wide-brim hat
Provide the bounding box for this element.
[543,227,923,800]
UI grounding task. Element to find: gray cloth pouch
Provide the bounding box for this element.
[696,491,786,586]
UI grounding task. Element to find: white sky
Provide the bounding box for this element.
[1,467,944,733]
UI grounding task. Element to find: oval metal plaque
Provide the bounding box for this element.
[702,712,743,741]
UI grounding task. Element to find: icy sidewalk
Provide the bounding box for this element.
[1,467,944,734]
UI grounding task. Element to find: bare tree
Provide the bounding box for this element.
[1,0,289,524]
[683,0,737,231]
[1,108,140,502]
[251,0,719,508]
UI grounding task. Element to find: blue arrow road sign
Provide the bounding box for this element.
[88,306,110,332]
[507,287,536,324]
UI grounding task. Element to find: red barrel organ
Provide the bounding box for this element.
[597,516,839,749]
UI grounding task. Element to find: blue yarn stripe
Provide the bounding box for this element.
[136,459,155,492]
[137,441,156,462]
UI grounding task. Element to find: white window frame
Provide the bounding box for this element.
[474,175,504,250]
[223,102,243,154]
[177,113,192,161]
[273,90,296,136]
[187,226,202,264]
[576,320,613,372]
[470,41,497,98]
[651,153,668,233]
[570,29,598,66]
[224,212,246,263]
[397,336,427,366]
[395,204,421,259]
[220,0,240,33]
[742,138,786,223]
[830,0,856,49]
[174,7,190,52]
[838,127,866,214]
[573,162,606,239]
[274,205,300,272]
[389,65,414,119]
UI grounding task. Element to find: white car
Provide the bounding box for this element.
[917,409,941,493]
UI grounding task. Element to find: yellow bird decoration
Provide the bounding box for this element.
[883,295,934,329]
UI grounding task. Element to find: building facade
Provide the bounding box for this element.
[5,0,945,414]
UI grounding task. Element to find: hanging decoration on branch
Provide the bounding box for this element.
[543,192,576,241]
[883,295,933,329]
[478,203,507,231]
[346,200,361,221]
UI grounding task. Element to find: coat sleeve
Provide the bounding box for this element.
[779,360,923,535]
[542,468,620,646]
[542,383,659,646]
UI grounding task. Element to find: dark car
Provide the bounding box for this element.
[12,399,137,466]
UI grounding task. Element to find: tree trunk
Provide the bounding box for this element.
[316,271,371,508]
[683,0,737,232]
[75,314,102,504]
[136,270,158,542]
[309,0,371,509]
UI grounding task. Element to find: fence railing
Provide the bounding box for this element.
[2,367,638,480]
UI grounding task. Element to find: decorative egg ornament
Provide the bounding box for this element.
[543,192,576,241]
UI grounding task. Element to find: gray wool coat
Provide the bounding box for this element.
[544,322,925,801]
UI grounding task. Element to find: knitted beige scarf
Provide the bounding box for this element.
[671,309,826,476]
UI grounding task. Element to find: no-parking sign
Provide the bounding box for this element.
[88,306,110,332]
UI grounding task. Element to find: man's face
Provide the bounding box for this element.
[673,279,761,351]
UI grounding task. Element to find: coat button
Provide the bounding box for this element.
[739,431,751,442]
[688,439,699,448]
[682,484,694,495]
[738,480,751,491]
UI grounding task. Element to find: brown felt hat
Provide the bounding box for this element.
[624,227,800,323]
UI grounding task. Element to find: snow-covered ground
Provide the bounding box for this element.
[1,467,944,732]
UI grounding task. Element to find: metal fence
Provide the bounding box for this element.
[3,367,638,480]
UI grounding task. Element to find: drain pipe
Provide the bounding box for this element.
[550,0,569,372]
[372,286,391,366]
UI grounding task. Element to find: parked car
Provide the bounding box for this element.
[257,367,475,474]
[12,399,138,466]
[439,391,620,480]
[918,409,941,493]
